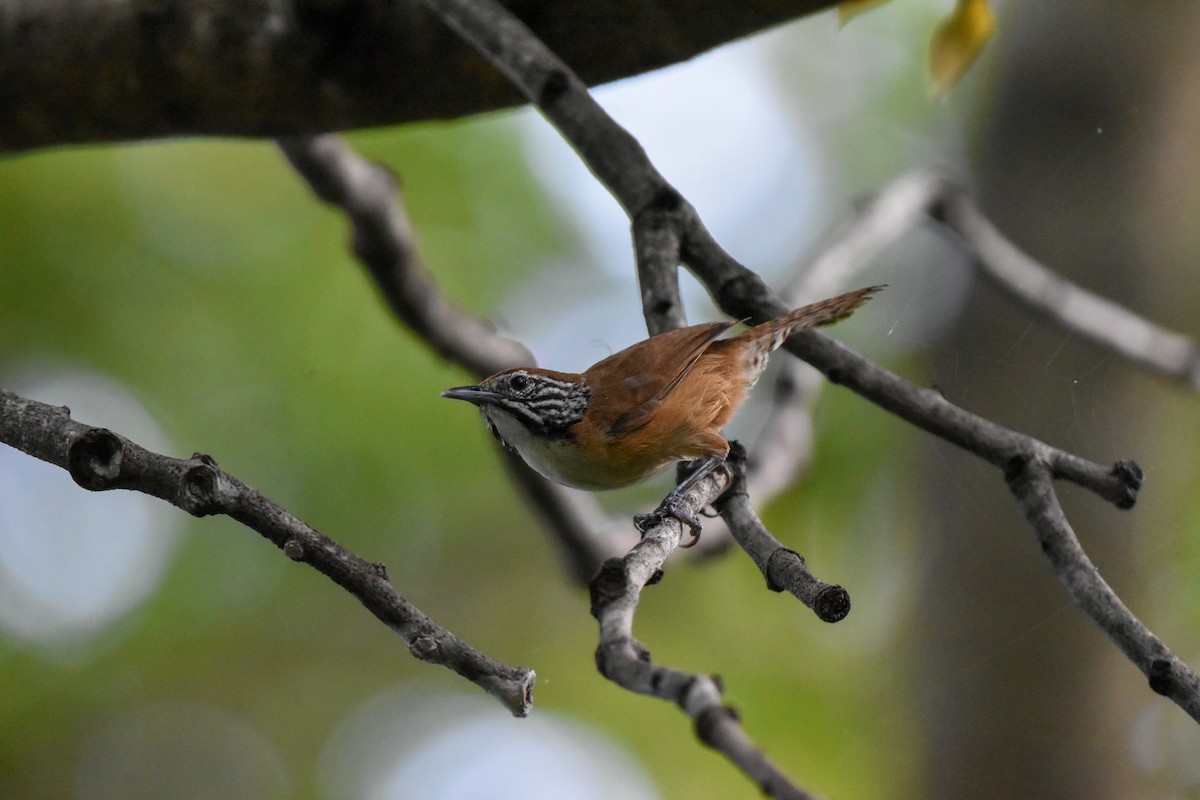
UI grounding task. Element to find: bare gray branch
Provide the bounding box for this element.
[0,388,536,717]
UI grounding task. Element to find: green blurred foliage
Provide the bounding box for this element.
[3,70,871,800]
[0,2,976,796]
[0,113,918,798]
[0,121,592,798]
[8,3,1198,799]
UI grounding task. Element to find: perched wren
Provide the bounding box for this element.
[443,286,881,542]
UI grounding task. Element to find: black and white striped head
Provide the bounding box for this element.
[442,369,591,441]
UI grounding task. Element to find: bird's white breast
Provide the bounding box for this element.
[482,406,618,491]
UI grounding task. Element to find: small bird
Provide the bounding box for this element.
[443,286,881,542]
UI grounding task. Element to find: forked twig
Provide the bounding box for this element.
[588,469,820,800]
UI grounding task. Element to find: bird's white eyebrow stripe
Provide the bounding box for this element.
[484,373,591,433]
[507,371,577,392]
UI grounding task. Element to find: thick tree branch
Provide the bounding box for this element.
[0,0,838,155]
[0,389,536,717]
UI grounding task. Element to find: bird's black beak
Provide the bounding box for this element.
[441,386,502,406]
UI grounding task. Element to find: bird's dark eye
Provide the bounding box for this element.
[508,374,530,393]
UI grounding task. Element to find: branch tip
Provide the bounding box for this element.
[1,389,533,712]
[813,585,851,623]
[1110,459,1144,509]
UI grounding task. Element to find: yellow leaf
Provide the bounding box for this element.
[837,0,892,27]
[929,0,996,94]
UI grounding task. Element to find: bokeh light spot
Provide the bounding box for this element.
[76,701,292,800]
[320,685,660,800]
[0,364,181,651]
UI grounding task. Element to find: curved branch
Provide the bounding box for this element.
[933,180,1200,390]
[0,388,536,717]
[279,134,533,376]
[1005,456,1200,722]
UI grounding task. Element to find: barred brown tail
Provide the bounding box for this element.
[739,285,884,352]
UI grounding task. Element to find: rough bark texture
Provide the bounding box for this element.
[0,0,837,153]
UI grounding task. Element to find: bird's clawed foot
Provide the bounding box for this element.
[634,499,704,547]
[634,454,731,547]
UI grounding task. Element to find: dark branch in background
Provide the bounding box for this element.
[0,0,840,154]
[279,135,533,377]
[278,134,628,581]
[498,449,631,583]
[418,0,1200,744]
[792,170,1200,391]
[0,389,536,717]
